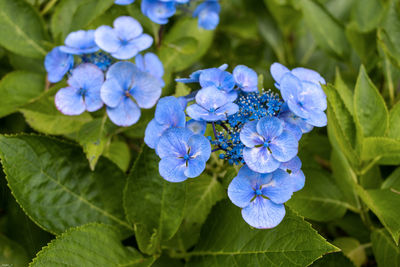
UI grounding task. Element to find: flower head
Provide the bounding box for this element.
[176,64,228,84]
[135,52,165,87]
[55,63,104,115]
[199,67,237,101]
[44,47,74,83]
[157,128,211,182]
[100,61,162,126]
[233,65,258,93]
[114,0,135,5]
[141,0,176,24]
[59,30,99,55]
[186,86,239,122]
[278,103,313,141]
[145,96,186,149]
[240,116,298,173]
[228,166,294,229]
[193,0,221,30]
[95,16,153,60]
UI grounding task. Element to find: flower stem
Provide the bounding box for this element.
[41,0,58,16]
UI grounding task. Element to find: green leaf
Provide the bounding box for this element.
[51,0,115,42]
[371,229,400,267]
[159,18,214,74]
[361,137,400,161]
[287,167,349,221]
[258,16,285,63]
[0,234,29,267]
[0,134,130,235]
[356,185,400,244]
[103,140,131,172]
[354,66,389,137]
[185,201,338,266]
[332,237,367,267]
[359,165,382,189]
[388,101,400,139]
[334,213,370,244]
[19,88,92,135]
[30,223,154,267]
[334,69,354,116]
[299,0,349,58]
[310,252,355,267]
[351,0,384,32]
[0,71,45,118]
[0,0,47,58]
[382,167,400,191]
[123,146,186,255]
[123,109,154,139]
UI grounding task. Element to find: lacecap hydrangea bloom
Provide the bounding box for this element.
[44,16,164,127]
[144,63,327,229]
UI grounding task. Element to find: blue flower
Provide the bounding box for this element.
[114,0,135,5]
[233,65,258,93]
[100,61,162,127]
[175,64,228,84]
[157,127,211,182]
[199,67,237,101]
[278,103,313,141]
[135,52,165,87]
[141,0,176,24]
[270,63,327,127]
[193,0,220,30]
[80,52,114,72]
[95,16,153,60]
[44,47,74,83]
[279,156,305,192]
[186,86,239,122]
[59,30,99,55]
[55,63,104,115]
[228,165,294,229]
[240,116,298,173]
[145,96,186,149]
[186,119,207,135]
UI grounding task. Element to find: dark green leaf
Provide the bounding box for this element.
[371,229,400,267]
[332,237,367,267]
[382,167,400,191]
[351,0,384,32]
[0,234,29,267]
[361,137,400,161]
[389,101,400,139]
[103,140,131,172]
[310,252,355,267]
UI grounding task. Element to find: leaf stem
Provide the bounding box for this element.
[41,0,58,16]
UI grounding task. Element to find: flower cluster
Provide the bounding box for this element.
[114,0,221,30]
[44,16,164,127]
[145,62,327,229]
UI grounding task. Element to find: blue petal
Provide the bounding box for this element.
[159,157,187,182]
[155,96,186,127]
[111,43,139,60]
[198,10,219,30]
[269,130,298,162]
[60,30,99,55]
[283,121,302,141]
[55,87,85,115]
[177,97,187,109]
[262,169,294,204]
[188,134,211,162]
[141,0,176,24]
[114,0,135,5]
[279,72,301,105]
[270,62,290,84]
[186,104,210,121]
[106,97,141,127]
[243,147,281,173]
[113,16,143,41]
[136,52,164,79]
[195,86,228,111]
[185,159,206,178]
[305,109,327,127]
[157,127,193,158]
[68,64,104,92]
[186,119,207,135]
[85,85,103,112]
[298,82,327,111]
[144,119,170,149]
[130,70,161,109]
[241,197,286,229]
[215,102,239,117]
[256,117,284,141]
[240,120,264,148]
[279,156,302,173]
[291,67,326,85]
[105,61,136,90]
[44,47,74,83]
[233,65,258,92]
[94,26,120,53]
[290,170,305,192]
[100,78,124,108]
[199,68,235,92]
[131,34,153,51]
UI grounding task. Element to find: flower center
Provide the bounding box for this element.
[263,140,270,147]
[255,189,262,196]
[79,88,87,96]
[183,154,190,161]
[209,107,216,113]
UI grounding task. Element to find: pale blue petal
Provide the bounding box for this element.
[61,30,99,55]
[94,26,121,53]
[157,128,193,158]
[243,147,281,173]
[270,62,290,84]
[55,87,85,115]
[195,86,228,111]
[85,86,103,112]
[228,172,256,208]
[111,43,139,60]
[287,98,309,119]
[283,121,302,141]
[115,0,135,5]
[224,90,238,102]
[136,52,164,79]
[186,119,207,135]
[185,159,206,178]
[298,81,327,111]
[68,63,104,90]
[242,197,286,229]
[233,65,258,92]
[106,97,141,127]
[215,102,239,117]
[291,170,305,192]
[144,119,170,149]
[256,117,283,141]
[188,134,211,162]
[198,10,219,30]
[240,120,264,148]
[186,104,209,121]
[130,70,161,108]
[269,130,298,162]
[262,169,294,204]
[100,78,124,108]
[305,109,327,127]
[106,61,136,90]
[279,72,301,104]
[113,16,142,40]
[291,67,326,85]
[131,34,153,51]
[159,157,187,182]
[199,68,235,92]
[155,96,186,127]
[279,156,302,173]
[45,47,74,83]
[141,0,175,24]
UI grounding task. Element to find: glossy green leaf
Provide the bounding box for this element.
[310,252,355,267]
[299,0,349,58]
[123,146,186,255]
[382,167,400,191]
[0,234,29,267]
[359,165,382,189]
[0,0,47,58]
[388,101,400,139]
[185,201,338,266]
[334,70,354,116]
[0,134,130,235]
[30,223,154,267]
[0,71,45,118]
[103,140,131,172]
[371,229,400,267]
[351,0,383,32]
[333,237,367,267]
[361,137,400,161]
[356,185,400,244]
[287,167,349,221]
[354,66,389,137]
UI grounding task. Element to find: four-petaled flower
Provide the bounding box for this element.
[233,65,258,93]
[141,0,177,24]
[175,64,228,84]
[240,116,298,173]
[100,61,162,127]
[157,127,211,182]
[278,103,313,141]
[199,67,237,101]
[44,47,74,83]
[60,30,99,55]
[95,16,153,60]
[55,63,104,115]
[193,0,221,30]
[135,52,165,87]
[228,165,294,229]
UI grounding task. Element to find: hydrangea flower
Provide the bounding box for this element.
[233,65,258,93]
[278,103,313,141]
[186,86,239,122]
[193,0,220,30]
[100,61,162,126]
[114,0,135,5]
[141,0,177,24]
[240,116,298,173]
[157,128,211,182]
[55,64,104,115]
[95,16,153,60]
[279,156,305,192]
[270,63,327,127]
[44,47,74,83]
[175,64,228,84]
[59,30,99,55]
[145,96,186,149]
[199,67,237,101]
[228,166,294,229]
[186,119,207,135]
[135,52,165,87]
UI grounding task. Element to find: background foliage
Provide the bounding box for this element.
[0,0,399,266]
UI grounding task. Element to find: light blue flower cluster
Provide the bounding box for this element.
[114,0,221,30]
[144,62,327,229]
[44,16,164,127]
